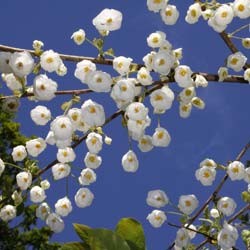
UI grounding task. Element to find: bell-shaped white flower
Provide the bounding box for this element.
[75,188,94,208]
[147,0,166,13]
[9,51,34,77]
[227,160,245,180]
[26,138,47,157]
[84,152,102,169]
[113,56,133,76]
[194,74,208,88]
[79,168,97,186]
[36,202,50,220]
[146,190,169,208]
[57,147,76,163]
[16,171,32,190]
[147,209,167,228]
[227,52,247,72]
[122,150,139,172]
[30,105,51,126]
[214,4,234,26]
[55,197,72,217]
[71,29,85,45]
[40,50,62,73]
[142,51,156,71]
[195,166,216,186]
[185,3,202,24]
[33,74,58,101]
[137,67,153,86]
[147,31,166,48]
[12,145,27,162]
[160,5,180,25]
[46,213,64,233]
[92,9,122,31]
[126,102,148,121]
[52,163,71,180]
[3,73,23,91]
[74,60,96,83]
[0,205,16,222]
[86,132,103,154]
[175,65,193,88]
[152,51,175,75]
[175,228,191,249]
[81,99,105,127]
[152,127,171,147]
[178,194,199,215]
[30,186,46,203]
[179,102,192,119]
[217,197,236,216]
[86,70,112,92]
[233,0,250,19]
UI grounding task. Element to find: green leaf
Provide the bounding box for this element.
[115,218,145,250]
[61,242,89,250]
[242,191,250,203]
[73,223,92,244]
[88,228,131,250]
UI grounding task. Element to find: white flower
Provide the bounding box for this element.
[185,3,202,24]
[179,103,192,118]
[56,138,72,149]
[195,166,216,186]
[0,158,5,176]
[56,63,67,76]
[84,152,102,169]
[16,172,32,190]
[210,208,220,218]
[242,38,250,49]
[55,197,72,217]
[51,116,73,141]
[40,50,62,73]
[113,56,133,75]
[147,210,167,228]
[178,194,199,215]
[71,29,86,45]
[208,15,228,32]
[32,40,44,51]
[26,138,46,157]
[217,197,236,216]
[30,105,51,126]
[152,51,175,75]
[126,102,148,121]
[75,188,94,208]
[30,186,46,203]
[74,60,96,84]
[233,0,250,18]
[200,158,217,168]
[147,0,166,13]
[160,40,173,52]
[36,202,50,220]
[173,48,183,60]
[179,87,196,104]
[57,147,76,163]
[0,205,16,222]
[128,117,151,140]
[150,86,174,114]
[227,161,245,180]
[175,228,190,249]
[142,51,156,71]
[86,132,103,154]
[244,68,250,82]
[227,52,247,72]
[111,78,136,103]
[67,108,82,129]
[33,74,58,101]
[46,213,64,233]
[147,31,166,48]
[79,168,97,186]
[160,5,180,25]
[45,131,56,145]
[218,67,228,82]
[81,99,105,127]
[77,118,91,133]
[86,70,112,92]
[12,145,27,162]
[3,73,23,91]
[52,163,71,180]
[9,51,34,77]
[184,224,197,239]
[152,127,171,147]
[175,65,193,88]
[2,96,20,112]
[104,136,112,145]
[0,52,12,73]
[214,4,234,26]
[137,67,153,86]
[138,135,154,152]
[92,9,122,31]
[217,223,238,250]
[194,74,208,88]
[244,167,250,183]
[146,190,169,208]
[40,179,50,190]
[122,150,139,173]
[191,97,205,109]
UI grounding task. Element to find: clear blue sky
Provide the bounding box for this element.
[1,1,250,249]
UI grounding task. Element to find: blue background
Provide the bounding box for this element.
[1,1,250,249]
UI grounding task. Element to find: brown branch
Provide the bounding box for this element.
[219,32,250,69]
[168,141,250,250]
